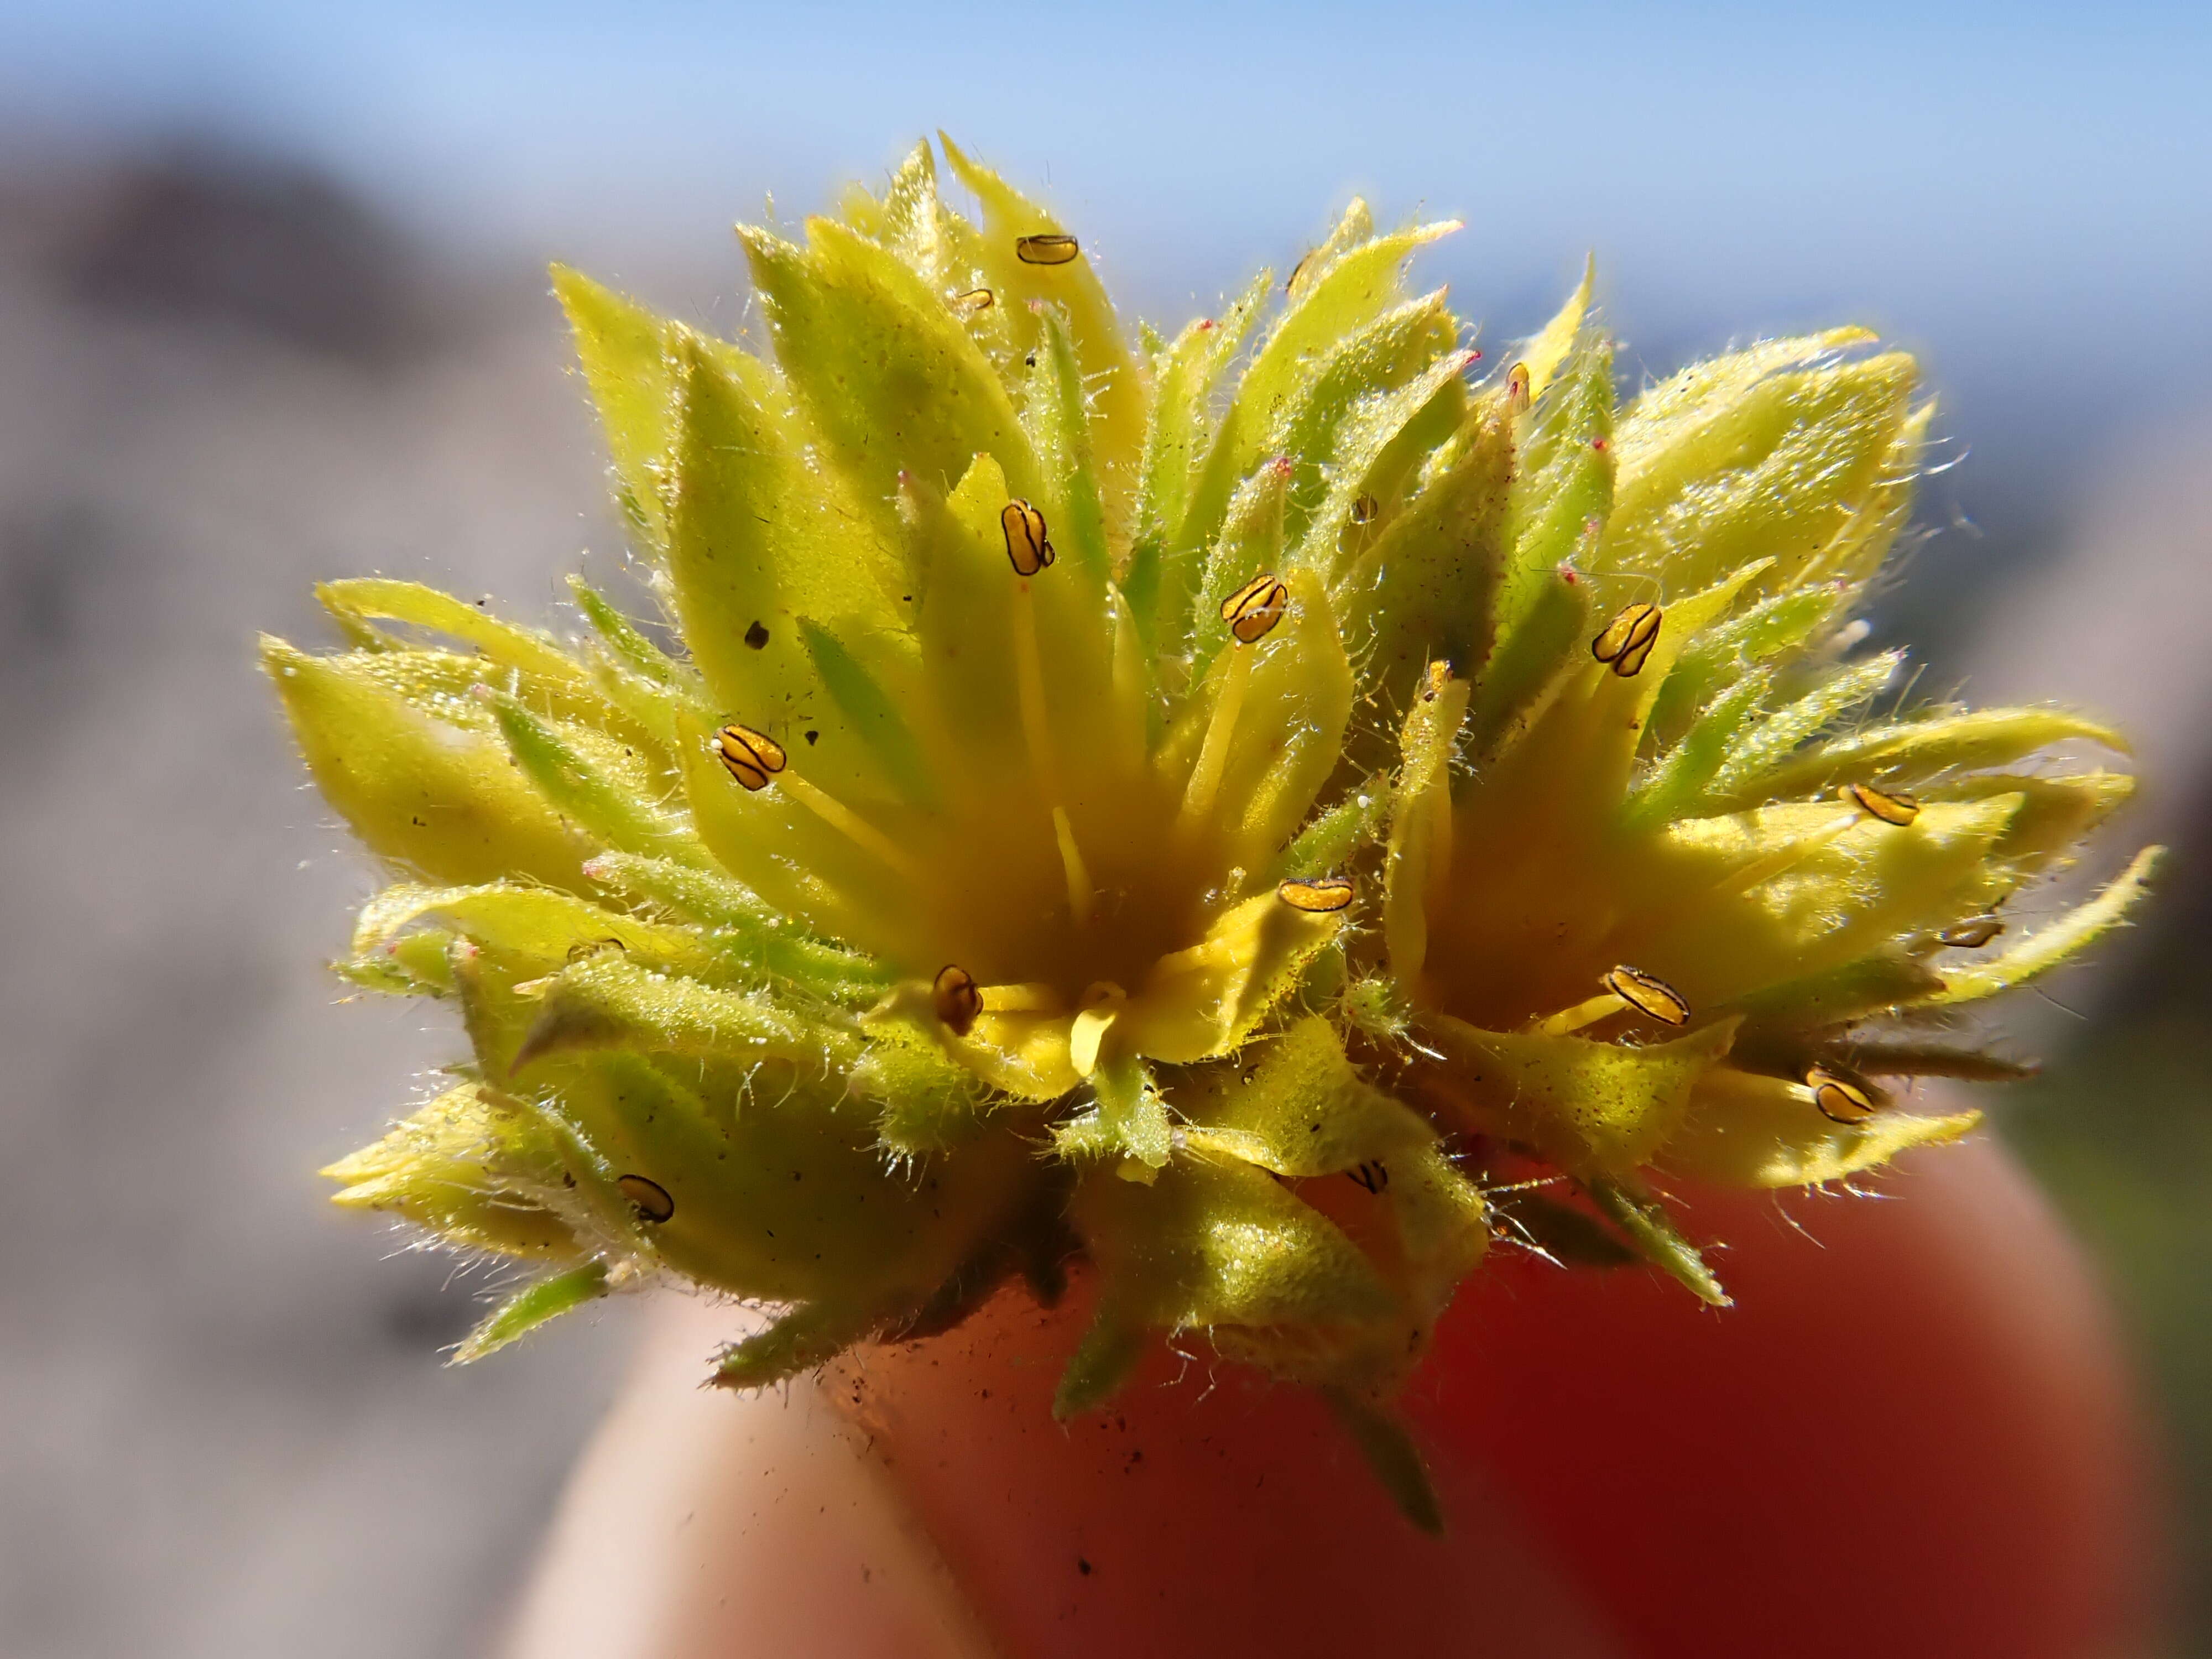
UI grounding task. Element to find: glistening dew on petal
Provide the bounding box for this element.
[271,136,2158,1531]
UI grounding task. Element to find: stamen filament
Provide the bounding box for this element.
[778,773,920,879]
[1013,586,1097,926]
[1530,991,1629,1037]
[1176,643,1254,839]
[1709,810,1859,899]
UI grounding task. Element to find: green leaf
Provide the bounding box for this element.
[1605,352,1919,599]
[453,1263,611,1363]
[262,638,591,889]
[552,265,677,541]
[660,333,912,803]
[1706,652,1903,801]
[740,215,1038,513]
[1335,396,1514,726]
[1130,275,1270,610]
[1733,707,2130,808]
[937,134,1146,488]
[1019,302,1113,592]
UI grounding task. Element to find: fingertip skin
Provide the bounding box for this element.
[841,1290,1627,1659]
[1414,1136,2166,1658]
[513,1139,2162,1659]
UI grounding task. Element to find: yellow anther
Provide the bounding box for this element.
[1277,876,1355,914]
[1841,781,1922,827]
[1014,233,1080,266]
[1220,571,1290,645]
[950,287,994,314]
[1591,602,1662,677]
[616,1174,675,1223]
[1938,917,2005,949]
[932,964,983,1037]
[1350,493,1380,525]
[714,722,788,791]
[1601,964,1692,1027]
[1806,1065,1880,1126]
[1506,361,1532,414]
[1000,499,1055,577]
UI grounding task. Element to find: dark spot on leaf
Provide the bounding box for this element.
[744,620,770,649]
[1077,1557,1092,1576]
[804,730,819,745]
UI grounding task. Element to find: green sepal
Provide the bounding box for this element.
[453,1262,612,1364]
[852,1022,999,1157]
[710,1301,876,1390]
[509,953,854,1076]
[579,851,894,1000]
[1321,1386,1445,1535]
[1426,1016,1740,1176]
[1094,1054,1172,1171]
[567,575,693,688]
[1178,1016,1434,1177]
[1052,1310,1148,1419]
[1585,1176,1730,1306]
[321,1083,583,1258]
[1493,1193,1637,1268]
[487,691,707,867]
[1265,783,1390,887]
[1129,275,1270,620]
[1662,1066,1981,1188]
[1020,302,1113,591]
[317,578,598,696]
[1071,1155,1395,1339]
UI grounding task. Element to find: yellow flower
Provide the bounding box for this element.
[268,137,2156,1527]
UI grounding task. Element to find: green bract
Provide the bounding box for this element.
[270,137,2157,1528]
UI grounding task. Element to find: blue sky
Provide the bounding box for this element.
[7,0,2210,509]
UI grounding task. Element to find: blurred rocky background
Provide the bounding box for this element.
[3,4,2210,1654]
